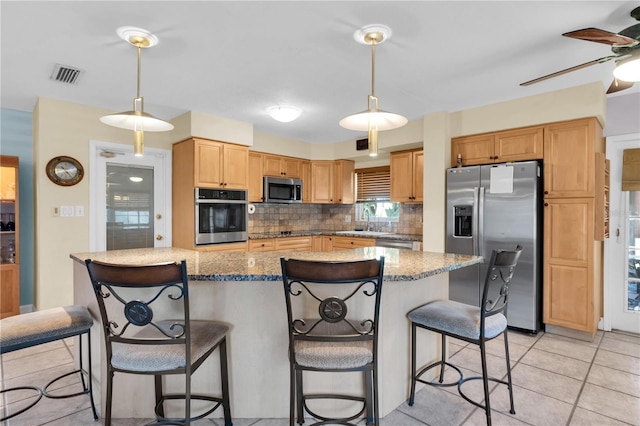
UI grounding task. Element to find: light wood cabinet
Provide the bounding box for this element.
[0,155,19,318]
[542,117,604,335]
[543,198,598,332]
[390,149,423,202]
[263,154,302,178]
[248,152,264,203]
[310,160,355,204]
[451,126,543,167]
[176,138,249,189]
[172,138,249,250]
[543,119,601,198]
[322,235,334,252]
[248,239,275,252]
[301,160,311,203]
[331,236,375,251]
[275,236,313,252]
[198,242,248,252]
[312,235,324,252]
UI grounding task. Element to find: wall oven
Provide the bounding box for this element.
[195,188,248,245]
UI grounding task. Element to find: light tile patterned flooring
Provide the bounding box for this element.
[1,330,639,425]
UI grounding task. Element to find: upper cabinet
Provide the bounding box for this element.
[248,151,264,202]
[543,118,601,198]
[174,138,249,189]
[310,160,355,204]
[451,126,543,167]
[390,149,423,203]
[301,160,311,203]
[263,154,302,178]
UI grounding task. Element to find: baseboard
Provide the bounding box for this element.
[20,304,35,314]
[544,324,598,343]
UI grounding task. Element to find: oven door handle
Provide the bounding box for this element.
[196,200,248,205]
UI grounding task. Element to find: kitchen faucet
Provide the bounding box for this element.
[364,209,372,231]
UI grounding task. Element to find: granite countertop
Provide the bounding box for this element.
[71,247,480,282]
[249,230,422,241]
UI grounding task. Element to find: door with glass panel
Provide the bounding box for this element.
[89,141,171,251]
[605,134,640,334]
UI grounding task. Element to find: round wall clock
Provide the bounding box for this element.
[46,156,84,186]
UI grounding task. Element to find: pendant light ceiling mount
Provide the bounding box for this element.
[340,24,407,157]
[100,26,173,157]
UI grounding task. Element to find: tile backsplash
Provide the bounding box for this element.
[248,203,423,235]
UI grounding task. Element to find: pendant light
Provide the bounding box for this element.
[339,25,407,157]
[100,27,174,156]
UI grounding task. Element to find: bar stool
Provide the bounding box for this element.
[407,246,522,426]
[85,259,232,426]
[280,256,385,426]
[0,305,98,422]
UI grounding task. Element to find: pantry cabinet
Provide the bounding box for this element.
[390,149,423,202]
[0,155,19,318]
[451,126,543,167]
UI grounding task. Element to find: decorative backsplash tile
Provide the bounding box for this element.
[248,203,423,235]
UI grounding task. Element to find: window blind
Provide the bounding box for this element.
[622,148,640,191]
[356,166,390,201]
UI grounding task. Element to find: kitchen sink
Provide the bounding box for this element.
[334,230,393,237]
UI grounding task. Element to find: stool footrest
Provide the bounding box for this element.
[302,393,366,425]
[155,393,224,423]
[42,368,91,399]
[0,386,43,422]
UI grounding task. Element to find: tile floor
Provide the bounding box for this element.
[1,330,639,425]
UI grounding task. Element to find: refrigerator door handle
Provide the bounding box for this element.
[478,186,485,258]
[473,187,480,256]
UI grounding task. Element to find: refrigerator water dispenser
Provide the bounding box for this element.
[454,205,472,237]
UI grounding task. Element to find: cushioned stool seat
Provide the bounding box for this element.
[0,305,98,421]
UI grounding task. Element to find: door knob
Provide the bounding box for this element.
[156,214,162,220]
[156,235,163,241]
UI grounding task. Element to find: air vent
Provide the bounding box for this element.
[50,64,83,85]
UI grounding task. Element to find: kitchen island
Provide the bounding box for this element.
[71,247,480,420]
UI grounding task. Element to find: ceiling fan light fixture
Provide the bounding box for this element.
[613,56,640,82]
[267,105,302,122]
[100,27,173,156]
[340,24,407,157]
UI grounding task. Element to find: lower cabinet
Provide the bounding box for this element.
[275,236,313,252]
[248,239,275,252]
[543,198,601,333]
[248,235,376,252]
[197,242,248,252]
[331,236,376,251]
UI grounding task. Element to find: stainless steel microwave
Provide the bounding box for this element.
[263,176,302,203]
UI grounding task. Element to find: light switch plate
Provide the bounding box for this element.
[60,205,74,217]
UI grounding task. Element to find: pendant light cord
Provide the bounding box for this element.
[371,39,376,98]
[136,43,142,99]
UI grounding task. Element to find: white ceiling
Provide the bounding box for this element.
[2,1,639,144]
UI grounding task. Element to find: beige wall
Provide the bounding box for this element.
[33,81,606,309]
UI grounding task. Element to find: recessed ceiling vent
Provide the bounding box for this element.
[50,63,83,85]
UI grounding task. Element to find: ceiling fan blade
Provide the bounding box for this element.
[606,78,635,94]
[563,28,637,46]
[520,56,617,86]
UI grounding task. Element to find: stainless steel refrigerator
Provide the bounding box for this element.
[445,160,542,333]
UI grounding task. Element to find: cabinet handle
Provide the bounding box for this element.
[544,190,548,194]
[544,203,549,207]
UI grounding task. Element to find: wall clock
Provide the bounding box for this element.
[46,156,84,186]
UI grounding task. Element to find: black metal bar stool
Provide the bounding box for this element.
[407,246,522,426]
[0,305,98,422]
[280,256,385,426]
[85,259,232,426]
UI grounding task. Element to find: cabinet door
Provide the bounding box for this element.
[332,236,375,250]
[451,134,495,167]
[282,157,302,178]
[222,144,249,189]
[195,141,223,187]
[248,152,264,202]
[248,238,275,252]
[544,119,598,198]
[543,198,596,332]
[275,236,313,252]
[495,127,543,163]
[390,151,414,202]
[334,160,354,204]
[412,151,424,202]
[263,154,283,177]
[322,235,334,251]
[311,161,334,203]
[312,235,324,252]
[301,161,311,203]
[0,264,20,318]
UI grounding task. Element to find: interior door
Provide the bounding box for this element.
[89,140,172,252]
[605,134,640,334]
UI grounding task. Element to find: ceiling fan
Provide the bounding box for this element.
[521,6,640,94]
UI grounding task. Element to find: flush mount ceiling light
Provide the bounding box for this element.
[339,24,407,157]
[267,105,302,123]
[613,55,640,82]
[100,26,174,156]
